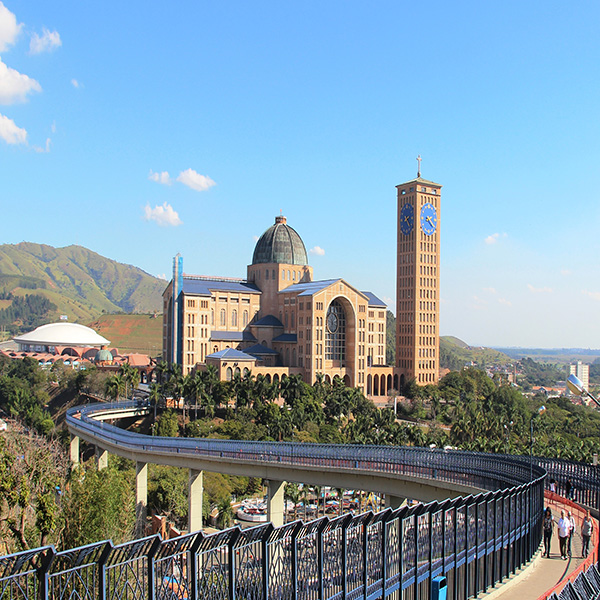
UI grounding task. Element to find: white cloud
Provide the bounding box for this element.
[0,2,22,52]
[71,78,80,88]
[309,245,325,256]
[582,290,600,302]
[156,273,167,281]
[143,202,182,227]
[149,170,172,185]
[561,269,571,276]
[498,298,512,306]
[33,137,51,153]
[0,112,26,144]
[29,28,61,54]
[484,232,507,245]
[382,296,393,308]
[483,287,497,294]
[527,284,552,294]
[176,168,216,192]
[50,121,56,133]
[0,57,41,104]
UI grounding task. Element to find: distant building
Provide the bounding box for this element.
[569,361,590,393]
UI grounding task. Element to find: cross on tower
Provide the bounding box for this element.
[416,155,422,177]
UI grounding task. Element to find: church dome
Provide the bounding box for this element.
[252,216,309,266]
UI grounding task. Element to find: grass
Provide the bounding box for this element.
[87,314,163,357]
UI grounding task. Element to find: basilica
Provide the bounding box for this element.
[162,215,393,395]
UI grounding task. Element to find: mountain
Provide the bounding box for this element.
[0,242,166,333]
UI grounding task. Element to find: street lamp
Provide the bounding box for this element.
[567,374,600,409]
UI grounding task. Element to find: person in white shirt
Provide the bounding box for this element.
[557,510,571,560]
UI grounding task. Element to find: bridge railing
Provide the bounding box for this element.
[0,480,543,600]
[11,401,599,600]
[67,402,542,493]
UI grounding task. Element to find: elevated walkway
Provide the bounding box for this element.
[483,493,598,600]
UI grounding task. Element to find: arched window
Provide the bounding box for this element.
[285,348,290,365]
[325,299,346,362]
[292,270,296,281]
[235,367,241,377]
[243,310,249,327]
[232,310,237,327]
[266,270,269,280]
[226,367,233,381]
[211,309,214,325]
[220,309,226,326]
[292,348,296,366]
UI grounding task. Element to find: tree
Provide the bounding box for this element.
[156,410,179,437]
[0,430,69,553]
[61,462,134,549]
[119,363,140,400]
[105,373,126,401]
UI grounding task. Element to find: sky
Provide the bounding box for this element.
[1,1,600,349]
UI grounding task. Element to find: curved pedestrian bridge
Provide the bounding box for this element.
[3,401,598,600]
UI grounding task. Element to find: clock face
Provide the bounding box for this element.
[420,203,437,235]
[400,203,414,235]
[327,310,339,333]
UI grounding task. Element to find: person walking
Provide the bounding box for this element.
[543,507,554,557]
[582,511,593,558]
[567,510,576,557]
[558,510,571,560]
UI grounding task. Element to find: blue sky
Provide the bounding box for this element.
[1,1,600,348]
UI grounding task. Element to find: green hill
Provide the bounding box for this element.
[440,336,512,370]
[0,243,166,334]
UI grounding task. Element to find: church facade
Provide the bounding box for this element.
[162,215,391,394]
[163,171,442,394]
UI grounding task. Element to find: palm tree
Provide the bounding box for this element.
[105,374,126,401]
[149,382,161,420]
[119,363,140,400]
[217,498,234,529]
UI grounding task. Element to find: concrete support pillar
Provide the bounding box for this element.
[96,447,108,470]
[70,435,80,465]
[267,480,286,528]
[385,494,406,510]
[188,469,203,533]
[136,462,148,538]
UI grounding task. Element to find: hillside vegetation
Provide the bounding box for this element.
[440,336,512,370]
[0,243,165,334]
[87,314,163,355]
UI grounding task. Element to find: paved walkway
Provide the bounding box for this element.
[484,508,590,600]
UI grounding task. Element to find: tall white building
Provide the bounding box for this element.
[569,361,590,393]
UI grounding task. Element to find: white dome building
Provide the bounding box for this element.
[14,323,110,353]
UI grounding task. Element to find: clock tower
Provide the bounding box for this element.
[396,168,442,386]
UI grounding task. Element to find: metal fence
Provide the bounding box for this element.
[0,481,543,600]
[4,401,600,600]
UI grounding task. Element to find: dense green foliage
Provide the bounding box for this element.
[61,462,135,548]
[0,356,54,434]
[518,357,566,390]
[0,293,57,333]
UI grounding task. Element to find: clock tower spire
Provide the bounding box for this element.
[395,171,442,388]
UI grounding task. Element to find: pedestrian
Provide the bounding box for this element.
[543,507,554,557]
[549,478,556,493]
[567,511,576,557]
[582,511,593,558]
[557,510,571,560]
[566,479,574,500]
